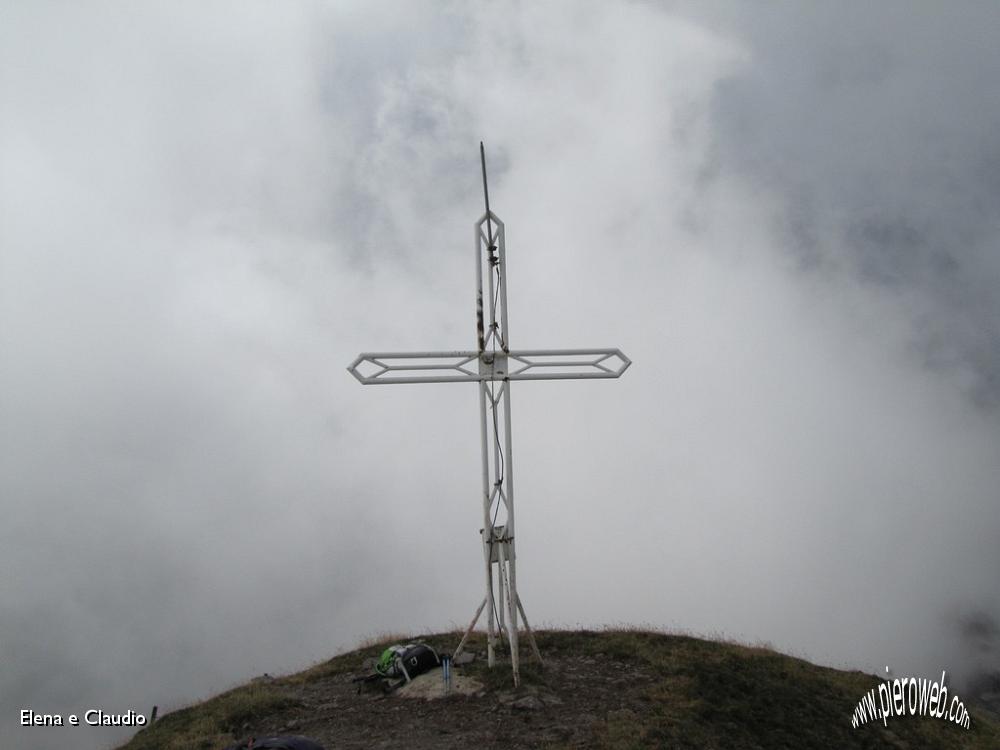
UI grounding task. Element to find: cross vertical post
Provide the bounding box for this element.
[474,196,521,676]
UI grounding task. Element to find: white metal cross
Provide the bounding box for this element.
[348,144,630,685]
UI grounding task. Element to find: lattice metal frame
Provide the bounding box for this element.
[348,146,630,686]
[347,348,631,384]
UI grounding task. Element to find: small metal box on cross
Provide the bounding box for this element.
[348,144,630,685]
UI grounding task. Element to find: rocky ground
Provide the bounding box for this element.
[120,630,1000,750]
[231,649,655,750]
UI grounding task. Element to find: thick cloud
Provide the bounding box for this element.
[688,2,1000,405]
[2,3,997,748]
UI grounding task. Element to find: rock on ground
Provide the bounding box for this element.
[394,668,484,700]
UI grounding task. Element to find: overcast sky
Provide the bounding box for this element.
[2,2,999,748]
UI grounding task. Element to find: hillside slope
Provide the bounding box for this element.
[118,629,999,749]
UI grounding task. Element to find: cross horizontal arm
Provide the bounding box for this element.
[348,348,631,384]
[348,351,480,384]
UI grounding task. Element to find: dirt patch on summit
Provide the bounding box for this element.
[221,650,653,750]
[395,669,485,700]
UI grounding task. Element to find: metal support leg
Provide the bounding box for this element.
[496,535,508,638]
[454,597,486,660]
[486,557,496,668]
[516,595,543,665]
[478,380,497,667]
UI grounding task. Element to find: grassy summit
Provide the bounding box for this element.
[118,629,999,749]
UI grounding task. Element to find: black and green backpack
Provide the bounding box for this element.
[375,643,441,681]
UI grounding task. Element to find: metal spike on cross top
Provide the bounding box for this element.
[348,143,631,686]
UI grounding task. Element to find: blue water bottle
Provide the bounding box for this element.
[442,655,452,693]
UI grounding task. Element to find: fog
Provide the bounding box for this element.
[2,2,997,747]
